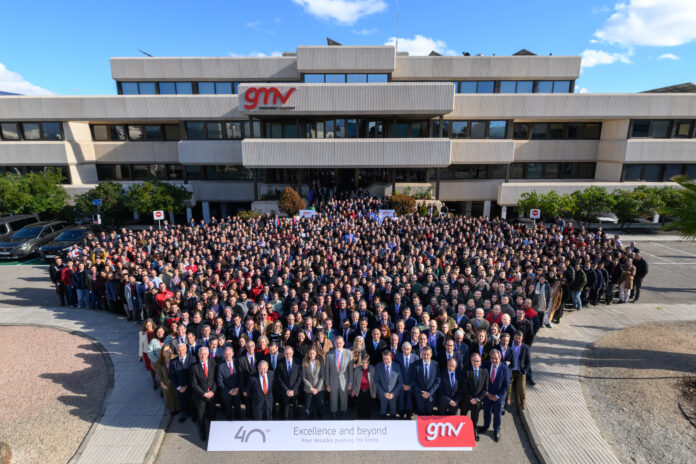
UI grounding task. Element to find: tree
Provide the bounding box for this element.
[517,190,575,221]
[125,180,192,215]
[74,182,129,225]
[278,186,305,216]
[612,189,640,224]
[390,194,416,215]
[571,186,615,223]
[661,175,696,240]
[0,168,67,216]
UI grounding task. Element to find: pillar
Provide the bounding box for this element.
[186,207,193,222]
[465,201,472,216]
[652,213,660,223]
[253,169,259,201]
[133,211,139,221]
[202,201,211,223]
[221,203,228,219]
[501,206,507,220]
[483,200,491,218]
[169,212,175,224]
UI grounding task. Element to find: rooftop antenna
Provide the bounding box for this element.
[138,49,153,57]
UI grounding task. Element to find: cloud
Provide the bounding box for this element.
[577,87,589,93]
[591,5,611,14]
[0,62,53,95]
[352,27,378,35]
[292,0,387,25]
[658,52,679,60]
[245,19,276,34]
[580,48,633,68]
[384,35,457,56]
[594,0,696,46]
[228,51,283,57]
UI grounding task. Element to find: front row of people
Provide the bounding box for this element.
[166,335,516,442]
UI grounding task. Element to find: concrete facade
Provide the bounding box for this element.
[1,44,695,214]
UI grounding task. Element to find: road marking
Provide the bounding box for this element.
[650,262,696,265]
[640,251,675,264]
[649,242,696,258]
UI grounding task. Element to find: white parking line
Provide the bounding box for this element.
[649,242,696,258]
[639,250,675,264]
[650,263,696,265]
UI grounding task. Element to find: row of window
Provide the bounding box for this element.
[455,80,573,94]
[118,81,243,95]
[0,122,63,141]
[513,122,602,140]
[91,124,181,141]
[303,73,389,84]
[434,120,508,139]
[622,164,696,182]
[0,165,70,183]
[509,162,596,180]
[629,119,696,139]
[96,164,253,182]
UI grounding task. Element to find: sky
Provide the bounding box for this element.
[0,0,694,96]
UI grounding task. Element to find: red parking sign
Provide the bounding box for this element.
[153,210,165,220]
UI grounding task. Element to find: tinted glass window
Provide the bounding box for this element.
[516,81,533,93]
[642,164,663,182]
[488,121,506,139]
[1,123,19,140]
[163,125,180,141]
[686,165,696,179]
[623,165,642,181]
[510,164,525,179]
[663,164,683,180]
[347,74,367,83]
[285,123,298,138]
[477,81,494,93]
[451,121,468,138]
[110,125,126,141]
[225,122,242,139]
[651,120,670,138]
[138,82,156,94]
[526,163,543,179]
[207,122,223,139]
[215,82,232,94]
[530,123,547,140]
[584,123,601,139]
[548,124,564,139]
[367,74,388,83]
[145,125,162,141]
[12,227,42,239]
[470,121,486,138]
[22,123,41,140]
[577,163,595,178]
[168,164,184,180]
[674,120,693,137]
[93,125,109,141]
[553,81,571,93]
[176,82,193,94]
[347,119,357,138]
[567,124,582,139]
[544,163,560,178]
[128,126,143,141]
[395,123,409,138]
[459,81,477,93]
[304,74,324,83]
[631,120,650,137]
[560,163,574,178]
[197,82,215,94]
[159,82,176,94]
[499,81,516,93]
[489,164,506,179]
[185,165,204,180]
[325,74,345,83]
[186,122,205,140]
[42,122,62,140]
[536,81,553,93]
[121,82,138,95]
[513,123,529,139]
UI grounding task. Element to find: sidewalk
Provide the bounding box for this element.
[524,303,696,464]
[0,305,166,464]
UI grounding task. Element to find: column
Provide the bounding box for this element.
[169,212,175,224]
[186,207,193,222]
[483,200,491,218]
[221,203,228,219]
[202,201,211,223]
[652,213,660,223]
[465,201,472,216]
[253,169,259,201]
[133,211,139,221]
[435,168,441,200]
[391,169,396,195]
[501,206,507,220]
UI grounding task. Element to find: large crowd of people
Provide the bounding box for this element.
[47,192,648,443]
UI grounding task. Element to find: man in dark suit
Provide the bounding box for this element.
[480,349,511,443]
[238,339,262,418]
[463,353,489,441]
[276,346,302,419]
[339,320,356,348]
[395,341,418,419]
[189,346,217,441]
[499,314,516,338]
[425,321,445,358]
[508,331,531,409]
[374,350,403,418]
[215,346,241,420]
[366,328,388,365]
[439,358,463,415]
[411,346,441,415]
[249,360,274,420]
[439,339,465,373]
[170,342,194,423]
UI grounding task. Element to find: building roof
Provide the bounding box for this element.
[642,82,696,93]
[513,49,537,56]
[0,90,21,96]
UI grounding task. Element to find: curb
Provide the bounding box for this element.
[0,323,115,464]
[517,402,551,464]
[143,412,171,464]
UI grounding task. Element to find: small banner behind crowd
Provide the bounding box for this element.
[208,416,475,452]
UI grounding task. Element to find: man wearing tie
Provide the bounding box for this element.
[508,331,531,410]
[324,336,353,418]
[411,346,441,415]
[480,349,511,442]
[439,358,463,415]
[463,353,489,441]
[215,346,241,420]
[276,346,302,419]
[186,332,198,358]
[453,329,470,363]
[439,339,465,373]
[239,340,261,418]
[170,342,193,423]
[189,347,217,441]
[249,360,274,420]
[366,328,388,365]
[375,350,403,418]
[395,341,418,419]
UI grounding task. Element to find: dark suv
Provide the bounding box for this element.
[39,225,105,261]
[0,220,67,260]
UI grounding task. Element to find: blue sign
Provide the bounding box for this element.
[92,199,102,206]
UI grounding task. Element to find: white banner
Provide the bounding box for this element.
[299,209,316,218]
[208,417,475,452]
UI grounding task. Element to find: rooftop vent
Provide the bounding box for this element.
[428,50,441,56]
[327,38,342,46]
[641,82,696,93]
[513,49,536,56]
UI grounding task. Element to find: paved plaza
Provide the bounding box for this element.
[0,237,694,464]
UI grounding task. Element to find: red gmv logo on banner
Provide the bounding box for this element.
[416,416,476,448]
[243,87,296,110]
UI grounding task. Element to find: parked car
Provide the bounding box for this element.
[595,212,619,224]
[0,214,40,242]
[39,225,106,261]
[0,220,67,260]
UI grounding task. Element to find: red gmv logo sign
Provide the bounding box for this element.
[243,87,296,110]
[416,416,476,448]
